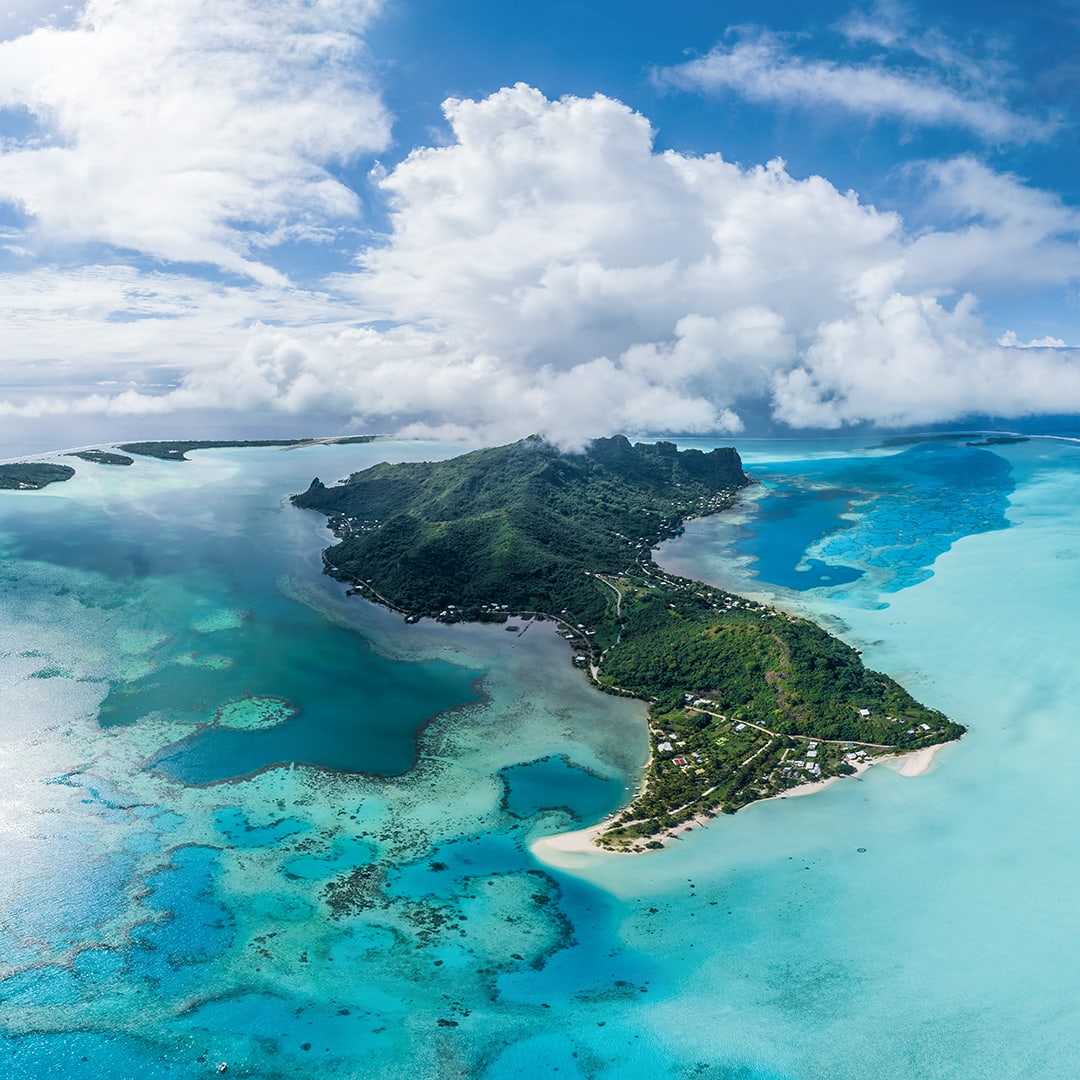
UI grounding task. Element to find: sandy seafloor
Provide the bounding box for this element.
[1,434,1079,1079]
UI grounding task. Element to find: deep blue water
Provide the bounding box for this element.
[147,640,483,783]
[7,454,487,783]
[500,755,623,822]
[734,441,1015,593]
[733,482,865,590]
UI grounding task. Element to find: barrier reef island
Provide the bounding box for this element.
[293,434,964,851]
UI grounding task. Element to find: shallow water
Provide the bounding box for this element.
[2,435,1079,1078]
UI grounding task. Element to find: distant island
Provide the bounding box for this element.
[118,436,377,461]
[294,435,964,850]
[66,449,134,466]
[118,439,314,460]
[964,435,1030,447]
[876,432,1030,449]
[1,436,379,485]
[0,462,76,489]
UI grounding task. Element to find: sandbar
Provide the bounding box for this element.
[891,743,945,777]
[530,823,612,869]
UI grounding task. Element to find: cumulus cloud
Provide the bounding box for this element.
[998,331,1068,349]
[773,292,1080,429]
[0,0,390,283]
[3,84,1080,443]
[656,28,1055,144]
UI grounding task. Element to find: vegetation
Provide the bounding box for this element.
[965,436,1029,447]
[876,432,1029,449]
[592,569,963,844]
[119,439,313,460]
[293,434,964,849]
[876,433,983,448]
[0,462,76,489]
[294,435,745,627]
[118,436,377,460]
[66,450,134,466]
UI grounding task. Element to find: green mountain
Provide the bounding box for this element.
[293,434,748,626]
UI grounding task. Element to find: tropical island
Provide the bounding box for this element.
[0,461,76,489]
[118,436,376,461]
[293,435,964,850]
[66,449,134,466]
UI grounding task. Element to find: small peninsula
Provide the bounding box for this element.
[293,435,964,850]
[0,462,76,489]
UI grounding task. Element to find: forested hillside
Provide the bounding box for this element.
[294,434,747,626]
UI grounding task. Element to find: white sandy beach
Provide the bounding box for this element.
[529,822,613,869]
[888,742,946,777]
[532,744,949,868]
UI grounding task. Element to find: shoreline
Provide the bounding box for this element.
[887,742,946,777]
[531,742,949,865]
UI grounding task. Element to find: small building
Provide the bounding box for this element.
[657,741,673,753]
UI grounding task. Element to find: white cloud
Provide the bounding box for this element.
[342,86,901,372]
[837,1,996,84]
[998,331,1068,349]
[656,29,1055,144]
[2,85,1080,444]
[773,291,1080,429]
[904,157,1080,292]
[0,0,390,282]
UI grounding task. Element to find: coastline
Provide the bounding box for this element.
[294,435,963,854]
[529,821,612,870]
[531,742,949,865]
[888,741,947,777]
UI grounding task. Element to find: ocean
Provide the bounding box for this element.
[0,433,1077,1078]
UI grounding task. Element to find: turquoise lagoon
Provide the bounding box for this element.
[2,435,1080,1078]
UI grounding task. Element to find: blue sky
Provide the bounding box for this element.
[1,0,1079,453]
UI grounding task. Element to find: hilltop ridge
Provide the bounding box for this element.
[294,435,748,627]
